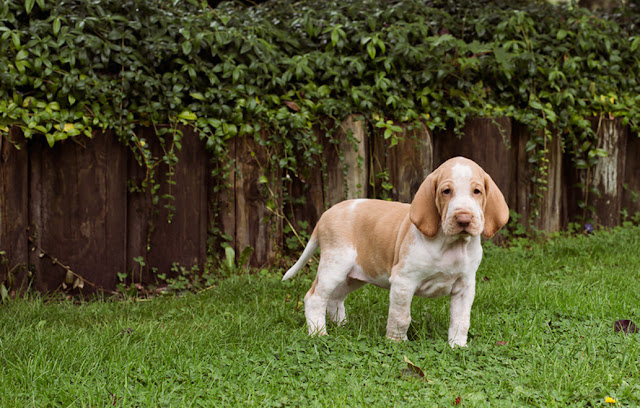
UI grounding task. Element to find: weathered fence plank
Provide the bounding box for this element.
[590,118,628,227]
[592,119,627,227]
[127,127,208,282]
[434,117,516,209]
[29,132,127,292]
[0,128,29,291]
[325,115,367,206]
[514,125,566,231]
[566,118,628,227]
[213,138,237,255]
[622,133,640,218]
[287,125,326,239]
[372,122,433,202]
[234,134,282,266]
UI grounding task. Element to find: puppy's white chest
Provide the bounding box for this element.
[404,237,480,298]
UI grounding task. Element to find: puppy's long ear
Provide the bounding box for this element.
[482,173,510,238]
[410,170,440,238]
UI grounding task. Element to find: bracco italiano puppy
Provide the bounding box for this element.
[282,157,509,347]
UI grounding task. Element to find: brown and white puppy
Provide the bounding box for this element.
[282,157,509,347]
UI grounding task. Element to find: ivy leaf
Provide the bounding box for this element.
[178,111,197,121]
[25,0,35,14]
[367,42,376,59]
[53,18,61,35]
[529,100,543,111]
[16,49,29,61]
[182,41,193,55]
[190,92,205,101]
[11,32,20,49]
[0,284,8,302]
[46,133,55,147]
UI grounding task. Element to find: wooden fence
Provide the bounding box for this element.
[0,117,638,293]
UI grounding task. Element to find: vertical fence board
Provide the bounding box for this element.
[0,128,29,290]
[622,133,640,217]
[567,118,627,227]
[234,135,282,266]
[325,115,367,207]
[372,122,433,202]
[213,138,236,255]
[434,118,516,209]
[29,132,127,292]
[127,127,208,282]
[514,125,566,231]
[286,124,328,241]
[590,118,627,227]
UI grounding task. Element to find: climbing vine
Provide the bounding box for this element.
[2,0,640,229]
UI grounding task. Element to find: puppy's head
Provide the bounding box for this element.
[410,157,509,239]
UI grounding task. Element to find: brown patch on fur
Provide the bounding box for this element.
[315,200,413,279]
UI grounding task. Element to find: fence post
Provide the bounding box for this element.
[0,128,29,292]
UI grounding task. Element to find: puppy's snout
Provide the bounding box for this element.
[454,212,473,228]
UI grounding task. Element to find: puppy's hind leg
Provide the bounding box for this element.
[304,250,356,336]
[327,278,366,326]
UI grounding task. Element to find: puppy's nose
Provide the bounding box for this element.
[455,212,473,228]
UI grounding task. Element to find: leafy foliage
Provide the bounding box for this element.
[1,0,640,222]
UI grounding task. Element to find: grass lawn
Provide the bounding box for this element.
[1,226,640,407]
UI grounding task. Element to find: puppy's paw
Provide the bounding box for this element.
[448,338,468,348]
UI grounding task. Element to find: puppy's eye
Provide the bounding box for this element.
[473,189,481,195]
[442,188,451,195]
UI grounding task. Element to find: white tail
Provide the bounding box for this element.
[282,232,318,281]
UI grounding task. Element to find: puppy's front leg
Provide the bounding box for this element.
[386,278,416,341]
[448,278,476,348]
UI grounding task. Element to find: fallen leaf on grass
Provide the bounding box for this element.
[496,341,508,346]
[614,320,638,334]
[400,356,433,382]
[454,395,462,405]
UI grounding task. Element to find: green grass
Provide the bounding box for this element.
[1,227,640,407]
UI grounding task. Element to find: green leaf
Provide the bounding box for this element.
[224,246,235,269]
[16,49,28,61]
[11,32,20,49]
[53,18,61,35]
[178,111,197,121]
[367,42,376,59]
[190,92,205,101]
[182,41,192,55]
[25,0,35,14]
